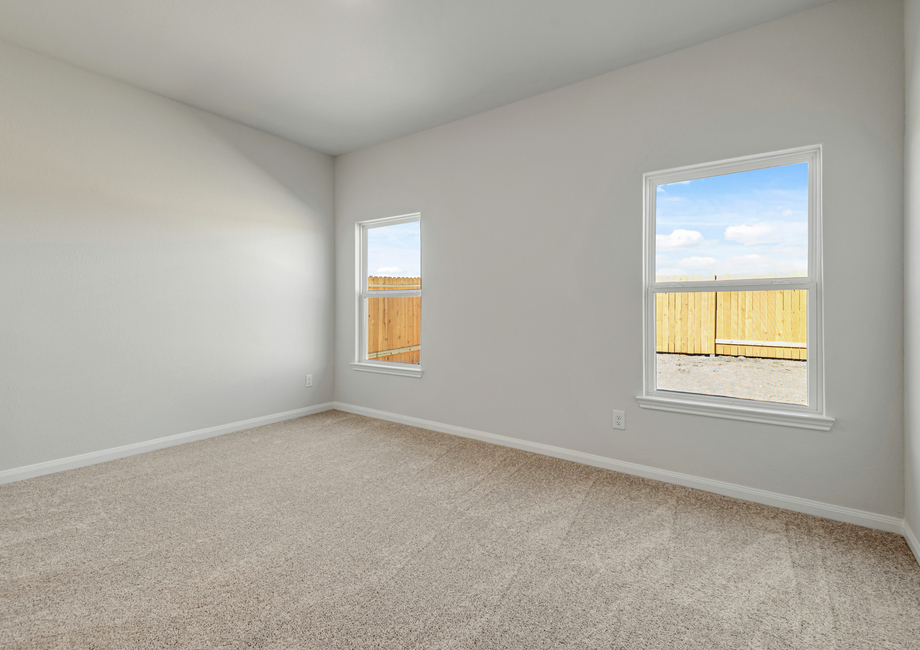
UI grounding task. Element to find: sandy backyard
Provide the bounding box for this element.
[656,353,807,405]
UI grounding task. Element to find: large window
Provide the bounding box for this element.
[637,146,833,430]
[352,213,423,378]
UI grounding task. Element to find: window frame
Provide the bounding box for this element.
[351,212,423,378]
[636,145,834,430]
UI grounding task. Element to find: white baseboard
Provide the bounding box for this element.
[0,402,335,486]
[904,520,920,567]
[332,402,905,535]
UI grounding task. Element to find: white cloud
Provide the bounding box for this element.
[657,180,691,195]
[656,229,706,251]
[723,254,806,275]
[656,267,687,278]
[724,221,806,246]
[679,256,718,269]
[375,266,402,275]
[726,254,771,268]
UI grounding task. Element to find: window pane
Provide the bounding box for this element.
[655,290,807,405]
[367,221,421,285]
[367,296,421,364]
[655,163,808,282]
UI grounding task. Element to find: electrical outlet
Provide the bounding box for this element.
[612,410,625,430]
[306,374,313,388]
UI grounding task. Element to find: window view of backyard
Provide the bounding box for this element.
[654,162,809,405]
[365,220,421,364]
[655,290,807,405]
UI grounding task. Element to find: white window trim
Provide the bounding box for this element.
[637,145,833,431]
[352,213,423,378]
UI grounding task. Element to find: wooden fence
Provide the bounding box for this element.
[656,290,807,359]
[366,280,804,362]
[367,276,421,363]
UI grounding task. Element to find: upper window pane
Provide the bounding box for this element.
[655,290,807,405]
[367,221,421,284]
[655,163,808,282]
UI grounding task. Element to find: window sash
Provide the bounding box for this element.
[646,147,820,289]
[645,284,817,410]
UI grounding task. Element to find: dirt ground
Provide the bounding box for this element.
[656,353,807,405]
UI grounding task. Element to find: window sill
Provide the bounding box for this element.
[635,395,834,431]
[351,362,423,378]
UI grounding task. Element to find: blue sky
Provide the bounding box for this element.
[655,162,808,281]
[367,221,421,277]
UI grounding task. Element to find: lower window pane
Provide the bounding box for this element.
[655,290,807,405]
[367,296,421,364]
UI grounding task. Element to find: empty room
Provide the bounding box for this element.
[3,0,920,647]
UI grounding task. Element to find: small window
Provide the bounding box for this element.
[637,146,833,430]
[352,213,422,378]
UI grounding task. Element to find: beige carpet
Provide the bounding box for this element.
[2,410,919,649]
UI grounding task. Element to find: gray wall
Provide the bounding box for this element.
[334,0,906,517]
[0,40,335,471]
[906,0,920,540]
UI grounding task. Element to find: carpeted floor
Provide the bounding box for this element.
[2,410,919,649]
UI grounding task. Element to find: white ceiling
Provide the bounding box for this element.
[0,1,833,155]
